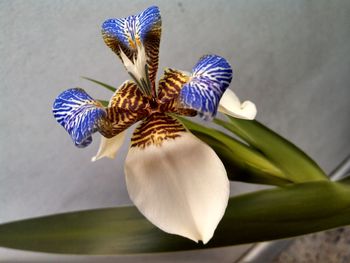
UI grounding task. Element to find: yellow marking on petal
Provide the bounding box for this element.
[130,113,186,148]
[128,38,136,50]
[135,37,141,47]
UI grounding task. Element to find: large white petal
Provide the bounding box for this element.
[125,132,229,244]
[218,88,257,120]
[91,132,126,162]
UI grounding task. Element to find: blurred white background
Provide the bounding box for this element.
[0,0,349,261]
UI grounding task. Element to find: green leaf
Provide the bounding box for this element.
[215,117,328,183]
[98,100,109,107]
[339,175,350,184]
[1,181,350,254]
[178,117,291,186]
[82,77,117,93]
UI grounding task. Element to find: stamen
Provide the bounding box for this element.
[120,45,152,97]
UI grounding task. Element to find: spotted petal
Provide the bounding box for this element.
[92,80,149,161]
[180,55,233,120]
[105,80,149,136]
[52,88,107,147]
[125,114,229,243]
[102,6,161,94]
[157,68,190,103]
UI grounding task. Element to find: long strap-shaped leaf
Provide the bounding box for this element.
[0,181,349,255]
[215,117,328,183]
[82,77,117,92]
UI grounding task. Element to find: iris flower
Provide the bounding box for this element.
[53,6,256,244]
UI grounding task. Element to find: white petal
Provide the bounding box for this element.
[91,132,126,162]
[119,45,151,96]
[125,132,229,244]
[120,45,146,81]
[218,89,257,120]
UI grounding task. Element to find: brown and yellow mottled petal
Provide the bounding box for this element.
[109,80,149,111]
[99,81,150,138]
[157,68,190,103]
[157,68,196,117]
[159,99,197,117]
[172,106,198,117]
[130,113,186,148]
[143,27,161,94]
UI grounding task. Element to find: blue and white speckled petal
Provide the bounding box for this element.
[102,6,161,94]
[52,88,107,148]
[179,55,233,120]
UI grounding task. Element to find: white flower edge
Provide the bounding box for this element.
[218,89,257,120]
[91,132,126,162]
[125,132,229,244]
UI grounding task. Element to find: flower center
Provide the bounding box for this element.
[146,98,166,115]
[145,97,175,116]
[149,98,159,110]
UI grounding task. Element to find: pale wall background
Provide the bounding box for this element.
[0,0,349,262]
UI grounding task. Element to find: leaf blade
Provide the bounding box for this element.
[1,182,350,254]
[82,77,117,93]
[215,117,328,183]
[97,99,109,107]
